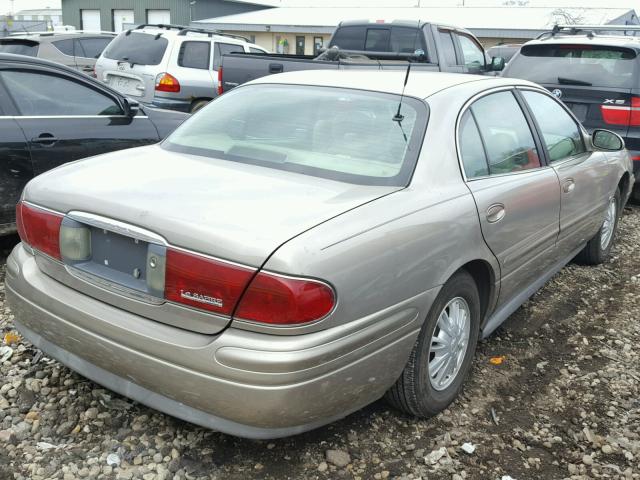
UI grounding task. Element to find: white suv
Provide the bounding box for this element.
[95,24,267,113]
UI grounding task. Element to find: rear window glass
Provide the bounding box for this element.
[329,26,366,50]
[213,42,245,70]
[0,41,39,56]
[163,85,428,186]
[178,41,210,69]
[77,37,112,58]
[103,32,168,66]
[249,47,266,54]
[365,29,390,52]
[506,44,637,88]
[390,27,423,54]
[52,39,75,56]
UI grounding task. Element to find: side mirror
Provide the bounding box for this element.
[123,97,140,117]
[592,129,624,151]
[490,56,505,72]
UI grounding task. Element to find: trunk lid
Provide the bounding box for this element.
[97,31,172,104]
[23,145,398,333]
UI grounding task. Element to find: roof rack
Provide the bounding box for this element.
[133,23,185,31]
[176,27,249,42]
[9,30,116,37]
[538,24,640,39]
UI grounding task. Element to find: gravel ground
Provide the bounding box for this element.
[1,206,639,480]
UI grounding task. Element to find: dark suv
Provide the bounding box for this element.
[502,25,640,200]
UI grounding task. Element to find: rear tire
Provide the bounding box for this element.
[189,100,209,113]
[576,190,620,265]
[385,271,480,417]
[631,185,640,205]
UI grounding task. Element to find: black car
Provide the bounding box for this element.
[0,53,187,233]
[502,25,640,201]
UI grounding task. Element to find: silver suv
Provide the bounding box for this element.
[95,24,267,113]
[0,32,116,76]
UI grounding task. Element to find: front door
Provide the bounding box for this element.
[458,90,561,305]
[0,67,159,175]
[296,36,305,55]
[519,88,618,257]
[0,93,33,228]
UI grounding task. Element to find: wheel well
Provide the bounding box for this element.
[618,172,630,199]
[459,260,495,323]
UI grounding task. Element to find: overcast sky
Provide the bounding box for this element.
[1,0,638,16]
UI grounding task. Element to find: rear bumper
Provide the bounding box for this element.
[146,97,192,113]
[6,244,428,439]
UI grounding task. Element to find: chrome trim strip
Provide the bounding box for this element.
[67,211,168,245]
[0,116,149,119]
[65,266,166,305]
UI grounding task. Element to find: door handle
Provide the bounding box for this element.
[563,179,576,194]
[486,203,506,223]
[269,63,284,74]
[31,134,59,145]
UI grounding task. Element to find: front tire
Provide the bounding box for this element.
[577,190,620,265]
[385,271,480,417]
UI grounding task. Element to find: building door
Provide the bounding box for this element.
[112,9,134,33]
[147,10,171,25]
[296,36,305,55]
[314,36,324,55]
[81,10,101,32]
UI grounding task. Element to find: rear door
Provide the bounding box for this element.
[504,43,637,140]
[174,38,214,98]
[458,89,561,305]
[0,66,159,175]
[0,90,33,228]
[519,88,617,257]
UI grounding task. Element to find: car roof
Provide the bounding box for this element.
[6,32,115,42]
[523,34,640,51]
[246,69,540,99]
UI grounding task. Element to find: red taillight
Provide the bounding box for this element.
[155,73,180,93]
[601,97,640,127]
[164,248,254,315]
[235,272,335,325]
[16,202,63,260]
[217,67,223,96]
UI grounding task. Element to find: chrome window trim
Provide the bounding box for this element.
[455,85,553,183]
[0,115,148,119]
[514,85,591,165]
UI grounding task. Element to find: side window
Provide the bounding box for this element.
[0,70,124,116]
[470,91,541,174]
[459,110,489,178]
[77,38,111,59]
[213,42,245,70]
[52,39,74,56]
[365,29,390,52]
[521,90,586,162]
[438,30,458,66]
[457,34,485,70]
[178,41,210,70]
[329,26,366,50]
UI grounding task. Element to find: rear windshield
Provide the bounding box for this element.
[103,32,168,65]
[330,26,425,54]
[506,44,637,88]
[163,85,428,186]
[0,41,39,56]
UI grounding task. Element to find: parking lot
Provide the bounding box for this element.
[0,204,638,480]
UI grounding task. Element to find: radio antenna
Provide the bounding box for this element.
[393,62,411,123]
